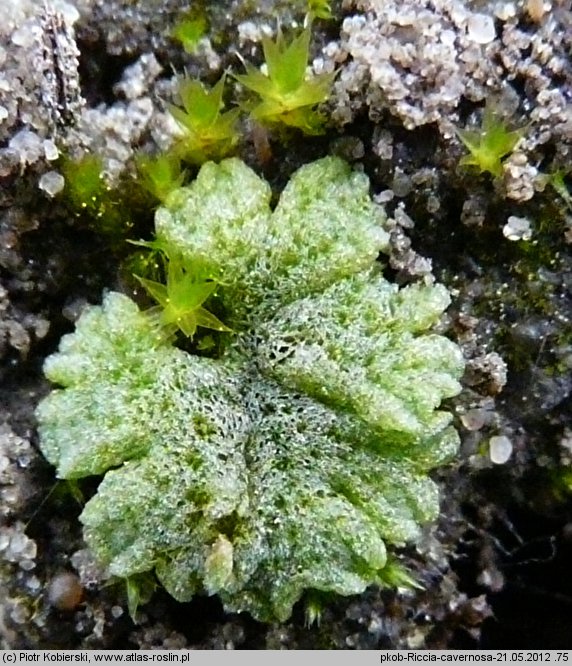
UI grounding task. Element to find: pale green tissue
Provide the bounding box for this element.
[37,157,464,622]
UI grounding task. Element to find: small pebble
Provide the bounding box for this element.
[467,14,496,45]
[48,572,84,611]
[51,0,80,26]
[111,605,124,619]
[461,409,487,431]
[489,435,513,464]
[526,0,549,22]
[494,3,516,20]
[503,215,532,241]
[39,171,65,198]
[43,140,60,161]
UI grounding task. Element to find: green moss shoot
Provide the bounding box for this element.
[169,75,240,165]
[234,26,335,135]
[456,104,525,177]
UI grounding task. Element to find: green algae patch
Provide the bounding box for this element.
[36,157,464,623]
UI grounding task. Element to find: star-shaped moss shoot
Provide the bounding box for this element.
[135,154,186,204]
[168,75,240,164]
[135,250,231,339]
[306,0,333,20]
[170,11,208,54]
[456,104,525,177]
[235,26,335,134]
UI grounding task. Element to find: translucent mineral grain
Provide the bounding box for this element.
[489,435,513,464]
[38,171,65,197]
[503,216,532,241]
